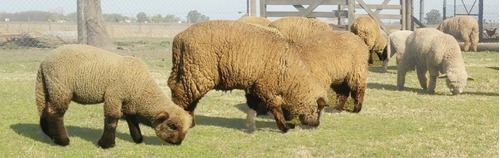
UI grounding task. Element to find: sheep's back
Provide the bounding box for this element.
[269,16,331,43]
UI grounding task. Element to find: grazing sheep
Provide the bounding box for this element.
[168,20,329,133]
[397,28,473,95]
[350,16,388,64]
[245,31,370,132]
[35,44,192,148]
[437,16,479,52]
[268,16,331,43]
[383,30,413,71]
[237,16,272,26]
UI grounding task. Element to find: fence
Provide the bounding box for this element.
[0,0,498,48]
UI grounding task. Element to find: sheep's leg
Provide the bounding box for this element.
[44,91,71,146]
[269,105,290,133]
[427,67,439,94]
[98,98,121,149]
[462,32,471,51]
[397,56,416,90]
[332,83,350,113]
[368,51,374,64]
[416,65,428,90]
[351,85,366,113]
[125,115,143,143]
[245,93,261,133]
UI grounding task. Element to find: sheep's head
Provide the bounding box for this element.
[297,97,328,127]
[152,109,192,145]
[439,70,474,95]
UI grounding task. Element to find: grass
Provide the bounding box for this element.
[0,39,498,157]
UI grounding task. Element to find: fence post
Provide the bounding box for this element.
[478,0,483,41]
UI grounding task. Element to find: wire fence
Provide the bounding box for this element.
[0,0,497,48]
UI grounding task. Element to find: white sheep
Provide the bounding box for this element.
[383,30,413,71]
[397,28,473,95]
[35,44,192,148]
[437,16,479,52]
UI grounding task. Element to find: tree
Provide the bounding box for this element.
[151,14,163,23]
[186,10,209,23]
[136,12,149,23]
[425,9,442,25]
[77,0,115,49]
[164,14,180,23]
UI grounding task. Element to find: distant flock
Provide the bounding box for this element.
[34,15,478,148]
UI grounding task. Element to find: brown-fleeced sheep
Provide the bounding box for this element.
[350,16,388,64]
[35,44,192,148]
[244,31,370,132]
[237,16,272,26]
[437,16,479,52]
[168,20,329,133]
[397,28,473,95]
[268,16,331,43]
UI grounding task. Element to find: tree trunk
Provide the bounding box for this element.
[83,0,114,49]
[77,0,86,44]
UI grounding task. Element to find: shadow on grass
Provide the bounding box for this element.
[195,114,277,132]
[368,83,426,94]
[369,66,398,74]
[10,123,167,147]
[487,66,499,71]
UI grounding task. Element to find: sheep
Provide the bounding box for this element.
[437,16,479,52]
[237,16,272,26]
[397,28,474,95]
[35,44,192,148]
[268,16,331,43]
[383,30,413,71]
[167,20,329,133]
[243,31,370,132]
[350,16,388,64]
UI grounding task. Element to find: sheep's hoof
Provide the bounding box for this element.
[53,137,70,146]
[286,123,296,129]
[132,136,143,144]
[98,139,115,149]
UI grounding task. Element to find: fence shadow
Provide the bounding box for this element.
[10,123,168,146]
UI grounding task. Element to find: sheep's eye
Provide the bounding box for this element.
[168,123,178,130]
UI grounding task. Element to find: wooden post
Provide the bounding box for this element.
[260,0,266,17]
[405,0,413,30]
[402,0,406,30]
[443,0,447,20]
[419,0,424,22]
[347,0,355,31]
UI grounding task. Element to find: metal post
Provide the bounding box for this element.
[402,0,406,30]
[419,0,424,22]
[405,0,412,30]
[478,0,483,41]
[443,0,447,20]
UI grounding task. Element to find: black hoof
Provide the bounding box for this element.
[53,137,70,146]
[98,139,115,149]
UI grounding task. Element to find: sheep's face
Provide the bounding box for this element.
[298,98,328,127]
[441,71,469,95]
[153,110,192,145]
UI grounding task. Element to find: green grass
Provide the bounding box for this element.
[0,40,498,157]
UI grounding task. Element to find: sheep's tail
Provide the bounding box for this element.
[35,66,48,118]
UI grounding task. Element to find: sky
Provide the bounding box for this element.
[0,0,498,22]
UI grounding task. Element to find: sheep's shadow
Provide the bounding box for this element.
[368,82,426,94]
[10,123,166,147]
[195,104,277,132]
[369,66,398,74]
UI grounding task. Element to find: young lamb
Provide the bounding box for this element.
[237,16,272,26]
[383,30,413,72]
[268,16,331,43]
[35,44,192,148]
[168,20,329,133]
[437,16,479,52]
[397,28,473,95]
[350,16,388,64]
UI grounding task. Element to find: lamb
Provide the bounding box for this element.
[35,44,192,148]
[437,16,479,52]
[350,16,388,64]
[167,20,329,133]
[268,16,331,43]
[397,28,473,95]
[237,16,272,26]
[383,30,413,71]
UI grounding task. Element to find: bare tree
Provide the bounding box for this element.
[77,0,114,49]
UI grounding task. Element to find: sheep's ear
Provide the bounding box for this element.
[438,74,448,79]
[316,98,329,109]
[153,111,169,125]
[467,76,475,81]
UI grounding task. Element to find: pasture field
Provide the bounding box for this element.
[0,38,498,157]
